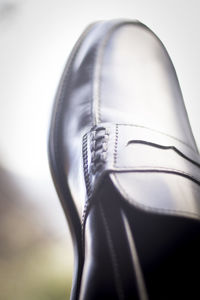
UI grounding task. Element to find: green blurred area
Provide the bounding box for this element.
[0,242,72,300]
[0,167,73,300]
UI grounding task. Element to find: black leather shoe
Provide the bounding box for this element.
[49,20,200,300]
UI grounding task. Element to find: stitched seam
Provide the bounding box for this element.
[82,134,92,231]
[113,173,200,220]
[116,123,198,153]
[54,25,93,138]
[114,124,119,166]
[113,122,200,183]
[51,25,94,260]
[93,23,115,125]
[99,202,125,300]
[93,22,138,125]
[82,22,111,227]
[93,21,198,154]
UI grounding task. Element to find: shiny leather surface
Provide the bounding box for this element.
[79,176,147,300]
[49,19,200,299]
[58,19,200,220]
[83,123,200,220]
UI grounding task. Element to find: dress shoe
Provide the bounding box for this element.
[49,20,200,300]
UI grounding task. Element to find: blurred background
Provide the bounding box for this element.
[0,0,200,299]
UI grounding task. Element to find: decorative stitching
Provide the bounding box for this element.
[99,202,125,300]
[82,134,92,230]
[52,24,95,257]
[92,23,116,125]
[112,173,200,220]
[114,124,119,167]
[92,21,198,155]
[84,18,200,240]
[54,24,94,136]
[93,22,138,125]
[81,22,114,231]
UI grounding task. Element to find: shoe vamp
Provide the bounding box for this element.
[99,23,197,151]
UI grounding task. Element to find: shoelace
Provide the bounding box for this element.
[90,126,110,174]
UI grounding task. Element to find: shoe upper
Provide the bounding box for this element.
[54,20,200,223]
